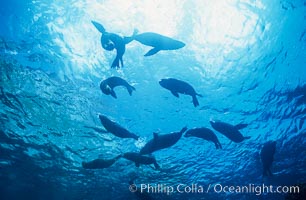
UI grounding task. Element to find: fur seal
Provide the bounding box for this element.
[123,152,160,170]
[140,126,187,154]
[159,78,202,107]
[261,141,276,176]
[132,32,185,56]
[91,21,135,68]
[98,114,139,140]
[184,127,222,149]
[210,120,250,143]
[100,76,135,98]
[82,155,121,169]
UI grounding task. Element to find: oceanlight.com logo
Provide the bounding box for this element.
[129,183,300,196]
[213,184,299,196]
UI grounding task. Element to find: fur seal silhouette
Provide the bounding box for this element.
[123,152,160,170]
[82,155,121,169]
[132,32,185,56]
[91,21,135,68]
[159,78,202,107]
[100,76,135,98]
[184,127,222,149]
[261,141,276,176]
[140,126,187,154]
[98,114,139,140]
[210,120,250,143]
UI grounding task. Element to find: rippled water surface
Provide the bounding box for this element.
[1,0,305,199]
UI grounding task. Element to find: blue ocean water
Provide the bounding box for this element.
[0,0,305,199]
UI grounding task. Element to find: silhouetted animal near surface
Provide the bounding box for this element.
[82,155,121,169]
[98,114,139,140]
[185,127,222,149]
[131,32,185,56]
[100,76,135,98]
[210,120,250,143]
[159,78,202,107]
[261,141,276,176]
[123,152,160,170]
[140,126,187,154]
[91,21,135,68]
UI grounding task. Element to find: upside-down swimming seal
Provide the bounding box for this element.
[210,120,250,143]
[99,114,139,140]
[131,32,185,56]
[82,155,121,169]
[123,152,160,170]
[184,127,222,149]
[261,141,276,176]
[140,126,187,154]
[100,76,135,98]
[159,78,202,107]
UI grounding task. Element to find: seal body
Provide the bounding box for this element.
[102,33,126,68]
[184,127,222,149]
[82,155,121,169]
[100,76,135,98]
[133,32,185,56]
[159,78,202,107]
[123,152,160,169]
[99,114,139,140]
[261,141,276,176]
[140,127,187,154]
[92,20,132,68]
[210,120,250,143]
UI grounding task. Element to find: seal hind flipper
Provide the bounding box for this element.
[91,21,106,34]
[124,29,139,44]
[243,136,251,140]
[171,91,179,97]
[144,48,160,56]
[180,126,188,134]
[135,162,140,167]
[127,85,136,96]
[235,123,248,130]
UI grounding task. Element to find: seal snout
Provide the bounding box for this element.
[98,114,106,121]
[209,119,216,125]
[159,79,166,87]
[178,41,186,48]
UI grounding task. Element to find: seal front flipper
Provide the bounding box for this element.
[192,95,200,107]
[243,136,251,140]
[144,48,160,56]
[235,123,248,130]
[153,162,160,170]
[171,91,179,97]
[214,141,222,149]
[153,132,159,140]
[110,90,117,99]
[196,93,203,97]
[91,21,106,34]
